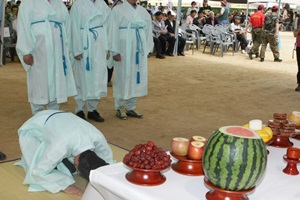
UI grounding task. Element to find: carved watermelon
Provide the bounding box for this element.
[203,126,267,191]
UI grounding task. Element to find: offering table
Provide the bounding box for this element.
[82,139,300,200]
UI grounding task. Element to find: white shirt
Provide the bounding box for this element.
[230,22,243,32]
[186,15,194,26]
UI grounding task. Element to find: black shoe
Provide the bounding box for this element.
[156,54,165,59]
[295,87,300,92]
[255,53,259,58]
[260,58,264,62]
[126,109,143,118]
[274,58,282,62]
[248,52,253,60]
[88,110,104,122]
[167,53,174,57]
[179,52,185,56]
[0,151,6,160]
[76,111,86,120]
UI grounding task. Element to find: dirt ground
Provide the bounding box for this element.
[1,32,299,162]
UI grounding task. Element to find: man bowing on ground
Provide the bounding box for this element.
[109,0,153,120]
[70,0,111,122]
[16,110,113,196]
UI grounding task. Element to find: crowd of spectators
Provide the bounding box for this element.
[2,0,297,62]
[3,1,20,62]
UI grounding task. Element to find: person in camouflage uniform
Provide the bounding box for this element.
[245,5,265,60]
[260,5,282,62]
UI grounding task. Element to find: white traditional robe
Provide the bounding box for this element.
[16,110,113,193]
[70,0,111,101]
[109,1,154,100]
[16,0,77,105]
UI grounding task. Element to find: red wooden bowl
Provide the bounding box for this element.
[204,177,255,200]
[123,163,169,186]
[287,147,300,160]
[270,134,293,148]
[283,155,300,175]
[171,152,204,176]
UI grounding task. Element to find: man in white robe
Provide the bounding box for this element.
[16,0,77,115]
[70,0,111,122]
[109,0,154,120]
[16,110,114,196]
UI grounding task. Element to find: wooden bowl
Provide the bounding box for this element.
[293,129,300,141]
[270,134,293,148]
[171,152,204,176]
[283,155,300,175]
[204,177,255,200]
[123,163,168,186]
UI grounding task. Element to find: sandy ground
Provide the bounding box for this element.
[0,31,299,162]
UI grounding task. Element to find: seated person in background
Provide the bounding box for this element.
[165,10,186,56]
[240,12,246,24]
[199,0,212,15]
[162,12,167,21]
[16,110,113,196]
[205,11,219,26]
[186,1,198,17]
[153,32,166,59]
[230,16,248,54]
[147,9,165,59]
[186,10,197,26]
[193,10,206,28]
[152,11,176,56]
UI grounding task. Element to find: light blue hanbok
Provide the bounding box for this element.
[109,1,154,100]
[70,0,111,101]
[16,0,77,105]
[15,110,113,193]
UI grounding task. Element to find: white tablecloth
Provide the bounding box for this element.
[82,139,300,200]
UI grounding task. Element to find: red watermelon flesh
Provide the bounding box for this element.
[221,126,260,139]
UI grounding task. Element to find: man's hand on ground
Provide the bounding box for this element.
[64,185,84,196]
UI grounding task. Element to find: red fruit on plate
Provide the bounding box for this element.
[171,137,189,156]
[188,141,205,160]
[190,136,207,143]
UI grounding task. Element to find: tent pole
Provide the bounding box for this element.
[0,0,6,66]
[278,0,281,17]
[174,0,182,56]
[245,0,249,27]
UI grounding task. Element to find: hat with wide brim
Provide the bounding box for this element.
[169,9,177,16]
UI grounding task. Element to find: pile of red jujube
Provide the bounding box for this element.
[123,141,172,170]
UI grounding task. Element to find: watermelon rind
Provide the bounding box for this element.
[203,126,267,191]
